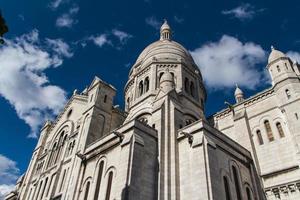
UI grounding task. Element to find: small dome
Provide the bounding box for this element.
[160,19,171,32]
[235,87,243,96]
[268,46,286,63]
[160,70,174,83]
[234,84,243,96]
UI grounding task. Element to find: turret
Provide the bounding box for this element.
[234,84,244,103]
[267,46,297,86]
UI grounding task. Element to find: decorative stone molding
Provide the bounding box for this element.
[265,181,300,199]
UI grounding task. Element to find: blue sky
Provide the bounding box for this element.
[0,0,300,197]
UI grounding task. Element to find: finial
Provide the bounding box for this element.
[235,83,238,88]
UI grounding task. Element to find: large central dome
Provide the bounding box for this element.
[134,40,195,65]
[131,20,198,72]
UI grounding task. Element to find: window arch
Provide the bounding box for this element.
[264,120,274,142]
[276,122,285,138]
[184,78,189,93]
[285,89,291,99]
[83,181,90,200]
[232,166,242,200]
[190,82,195,97]
[94,161,104,200]
[105,171,114,200]
[138,81,143,97]
[256,130,263,145]
[223,176,231,200]
[144,77,150,93]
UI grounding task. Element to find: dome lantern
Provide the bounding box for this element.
[160,19,172,40]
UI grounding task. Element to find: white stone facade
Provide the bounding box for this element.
[7,21,299,200]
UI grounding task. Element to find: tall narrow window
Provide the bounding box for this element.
[40,177,48,199]
[246,187,252,200]
[190,82,195,97]
[138,81,143,97]
[232,166,242,200]
[144,77,150,92]
[184,78,189,93]
[223,176,231,200]
[276,122,285,138]
[59,169,67,192]
[94,161,104,200]
[34,181,43,200]
[104,95,107,103]
[264,120,274,142]
[48,142,57,167]
[256,130,263,145]
[83,181,90,200]
[285,89,291,99]
[105,171,113,200]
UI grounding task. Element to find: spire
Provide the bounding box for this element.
[234,84,244,103]
[160,19,172,40]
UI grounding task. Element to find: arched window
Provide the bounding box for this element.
[55,132,67,164]
[83,181,90,200]
[232,166,242,200]
[184,78,189,93]
[277,65,281,72]
[246,187,252,200]
[138,81,143,97]
[276,122,285,138]
[144,77,150,92]
[190,82,195,97]
[105,171,113,200]
[94,161,104,200]
[104,95,107,103]
[256,130,263,145]
[264,120,274,142]
[223,176,231,200]
[285,89,291,99]
[48,142,57,167]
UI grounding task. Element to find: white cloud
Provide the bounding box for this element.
[174,16,184,24]
[0,184,15,200]
[49,0,65,9]
[0,154,20,199]
[112,29,132,44]
[222,3,262,20]
[145,16,161,30]
[287,51,300,63]
[88,34,111,47]
[0,30,69,137]
[190,35,268,90]
[46,38,73,58]
[56,6,79,28]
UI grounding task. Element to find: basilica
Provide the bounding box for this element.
[6,21,300,200]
